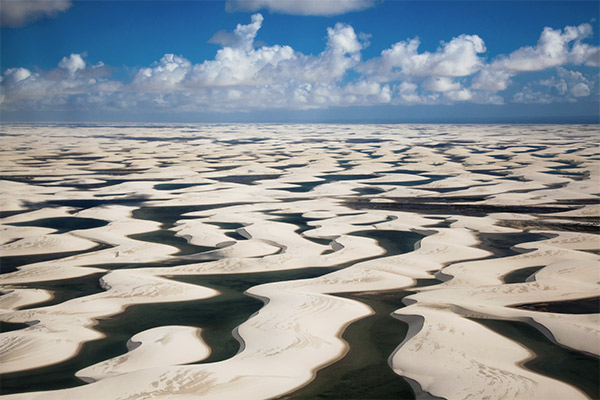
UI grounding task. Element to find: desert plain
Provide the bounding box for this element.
[0,123,598,399]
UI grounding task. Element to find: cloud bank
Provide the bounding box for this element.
[225,0,377,16]
[1,14,598,115]
[0,0,72,27]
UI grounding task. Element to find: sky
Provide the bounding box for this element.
[1,0,599,123]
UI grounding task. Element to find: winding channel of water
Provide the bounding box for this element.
[2,206,597,398]
[0,207,425,395]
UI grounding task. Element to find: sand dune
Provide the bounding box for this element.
[1,124,598,399]
[76,326,211,382]
[1,270,217,374]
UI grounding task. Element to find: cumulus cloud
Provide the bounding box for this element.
[230,12,263,51]
[492,23,598,72]
[3,67,32,83]
[225,0,377,16]
[1,53,119,108]
[470,23,599,95]
[290,22,363,82]
[134,15,362,91]
[203,15,289,86]
[423,76,461,92]
[471,68,513,91]
[513,88,554,104]
[391,81,439,105]
[185,14,297,87]
[514,67,595,104]
[360,34,486,80]
[1,15,598,116]
[59,53,86,75]
[444,88,472,102]
[4,14,370,113]
[555,67,594,98]
[342,80,391,103]
[570,82,590,97]
[206,14,264,49]
[1,0,72,27]
[132,54,192,92]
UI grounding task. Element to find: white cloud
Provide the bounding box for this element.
[471,23,599,95]
[513,88,554,104]
[343,80,391,103]
[361,34,486,81]
[570,82,590,97]
[3,67,32,83]
[471,69,513,91]
[444,88,472,102]
[1,15,366,112]
[513,67,595,104]
[291,22,363,82]
[132,54,192,92]
[58,53,86,75]
[571,42,600,66]
[136,15,362,90]
[230,12,263,51]
[203,15,264,50]
[186,15,296,87]
[327,23,362,53]
[344,80,383,95]
[538,68,594,100]
[423,76,461,92]
[0,53,119,108]
[558,67,593,98]
[539,76,568,95]
[1,0,72,27]
[2,16,598,115]
[391,81,439,105]
[225,0,376,16]
[491,23,598,72]
[1,68,49,102]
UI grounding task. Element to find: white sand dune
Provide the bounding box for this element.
[0,234,99,257]
[76,326,211,382]
[389,211,598,399]
[0,226,56,246]
[172,220,238,248]
[0,288,52,312]
[1,270,217,374]
[391,305,588,400]
[1,124,598,400]
[0,205,184,284]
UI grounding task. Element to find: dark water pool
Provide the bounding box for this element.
[0,227,426,395]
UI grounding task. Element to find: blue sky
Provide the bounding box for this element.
[1,0,599,123]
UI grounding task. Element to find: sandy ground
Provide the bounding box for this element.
[1,123,598,399]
